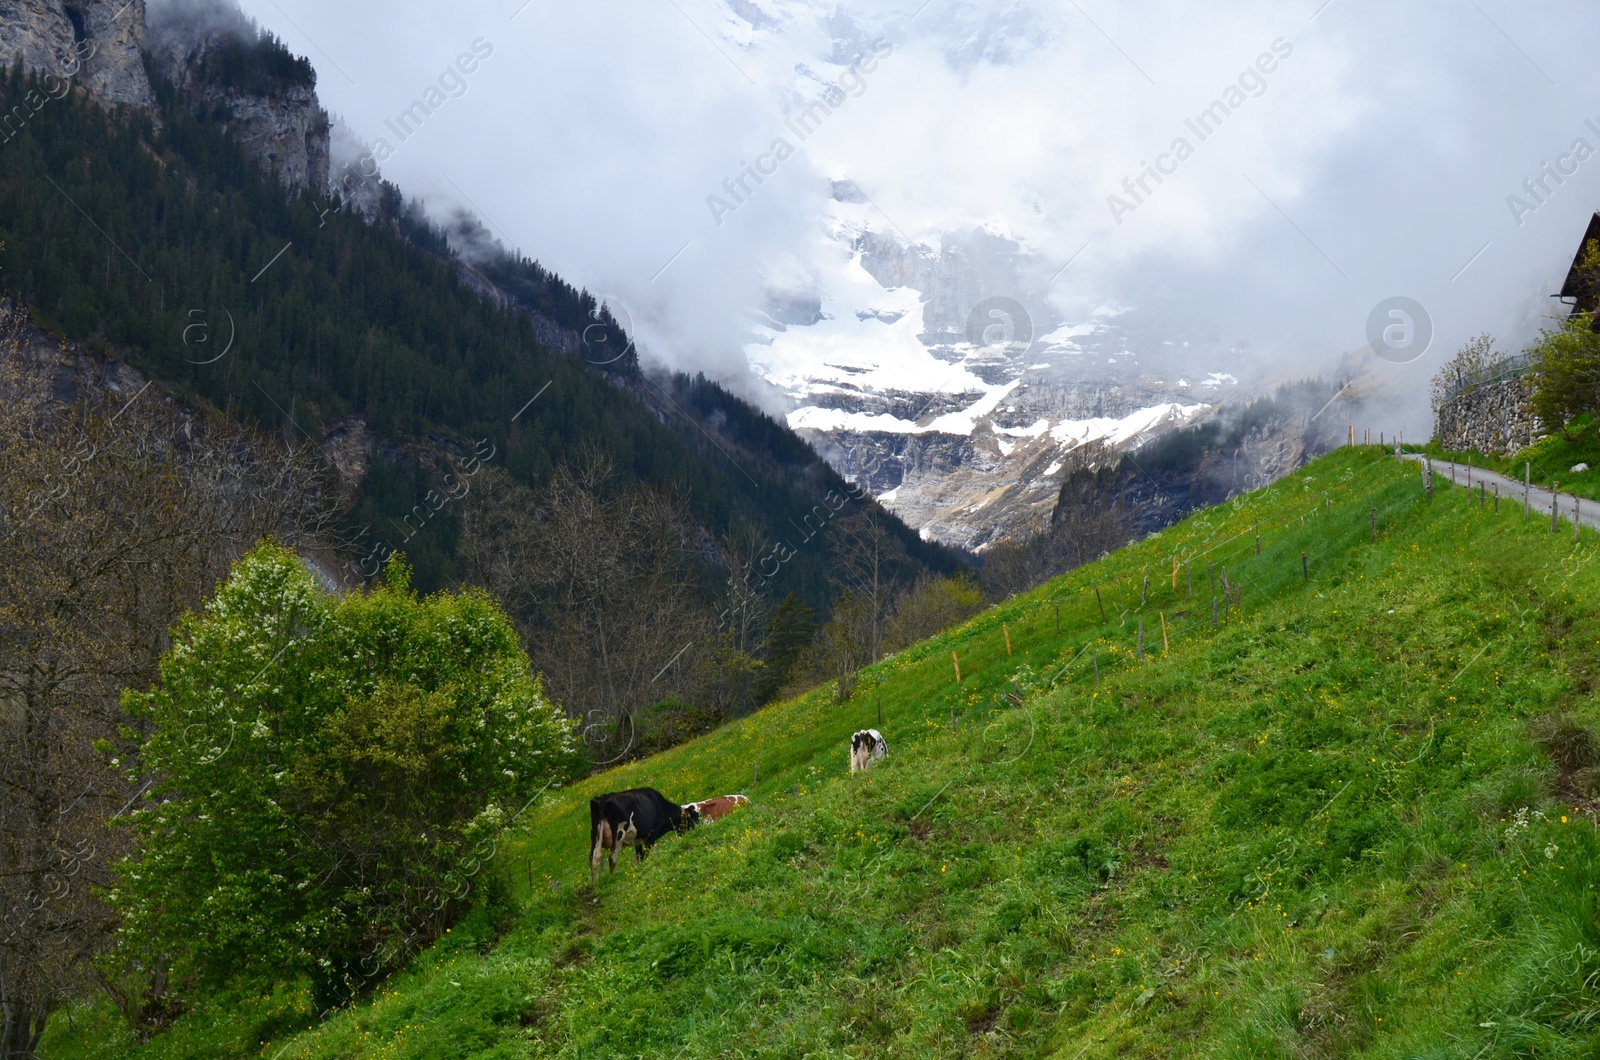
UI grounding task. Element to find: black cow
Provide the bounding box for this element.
[589,787,698,883]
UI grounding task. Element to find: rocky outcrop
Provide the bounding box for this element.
[320,417,371,504]
[75,0,154,107]
[206,85,328,192]
[0,0,154,108]
[1434,377,1539,455]
[146,1,330,193]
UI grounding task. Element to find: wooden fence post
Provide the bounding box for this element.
[1525,462,1531,521]
[1255,532,1261,555]
[1095,586,1106,622]
[1142,572,1148,606]
[952,651,961,683]
[1479,482,1485,509]
[1137,620,1144,660]
[1004,624,1012,656]
[1172,555,1178,590]
[1160,612,1169,652]
[754,760,759,785]
[1208,561,1216,592]
[1212,597,1218,628]
[1494,483,1499,513]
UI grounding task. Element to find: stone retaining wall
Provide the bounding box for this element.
[1434,377,1539,455]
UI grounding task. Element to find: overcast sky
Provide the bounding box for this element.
[230,0,1600,432]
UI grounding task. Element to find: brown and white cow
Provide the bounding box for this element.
[683,793,750,823]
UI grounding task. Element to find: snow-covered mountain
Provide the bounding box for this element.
[747,186,1246,550]
[710,1,1256,549]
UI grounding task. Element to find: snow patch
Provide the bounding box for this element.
[1048,402,1208,449]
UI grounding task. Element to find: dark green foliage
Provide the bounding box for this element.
[196,31,315,95]
[760,593,817,700]
[1530,313,1600,434]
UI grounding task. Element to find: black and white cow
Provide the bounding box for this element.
[589,787,698,883]
[849,729,888,773]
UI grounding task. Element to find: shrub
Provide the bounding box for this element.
[1529,315,1600,433]
[108,545,578,1011]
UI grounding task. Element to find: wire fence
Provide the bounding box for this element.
[1011,450,1480,693]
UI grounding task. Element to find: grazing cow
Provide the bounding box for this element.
[589,787,698,884]
[849,729,888,773]
[684,794,750,823]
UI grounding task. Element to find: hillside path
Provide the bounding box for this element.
[1398,452,1600,531]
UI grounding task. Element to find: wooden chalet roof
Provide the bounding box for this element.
[1558,211,1600,314]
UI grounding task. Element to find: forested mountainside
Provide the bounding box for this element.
[0,61,962,606]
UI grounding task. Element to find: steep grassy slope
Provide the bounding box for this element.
[49,447,1600,1057]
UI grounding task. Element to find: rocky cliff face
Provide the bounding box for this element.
[0,0,154,108]
[0,0,329,192]
[145,0,329,193]
[197,82,329,193]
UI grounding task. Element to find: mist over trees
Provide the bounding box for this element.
[0,66,959,603]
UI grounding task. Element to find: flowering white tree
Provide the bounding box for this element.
[109,546,578,1012]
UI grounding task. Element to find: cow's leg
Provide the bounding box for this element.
[591,819,612,885]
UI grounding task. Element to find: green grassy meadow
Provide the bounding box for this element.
[47,446,1600,1057]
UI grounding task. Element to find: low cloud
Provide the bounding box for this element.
[233,0,1600,436]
